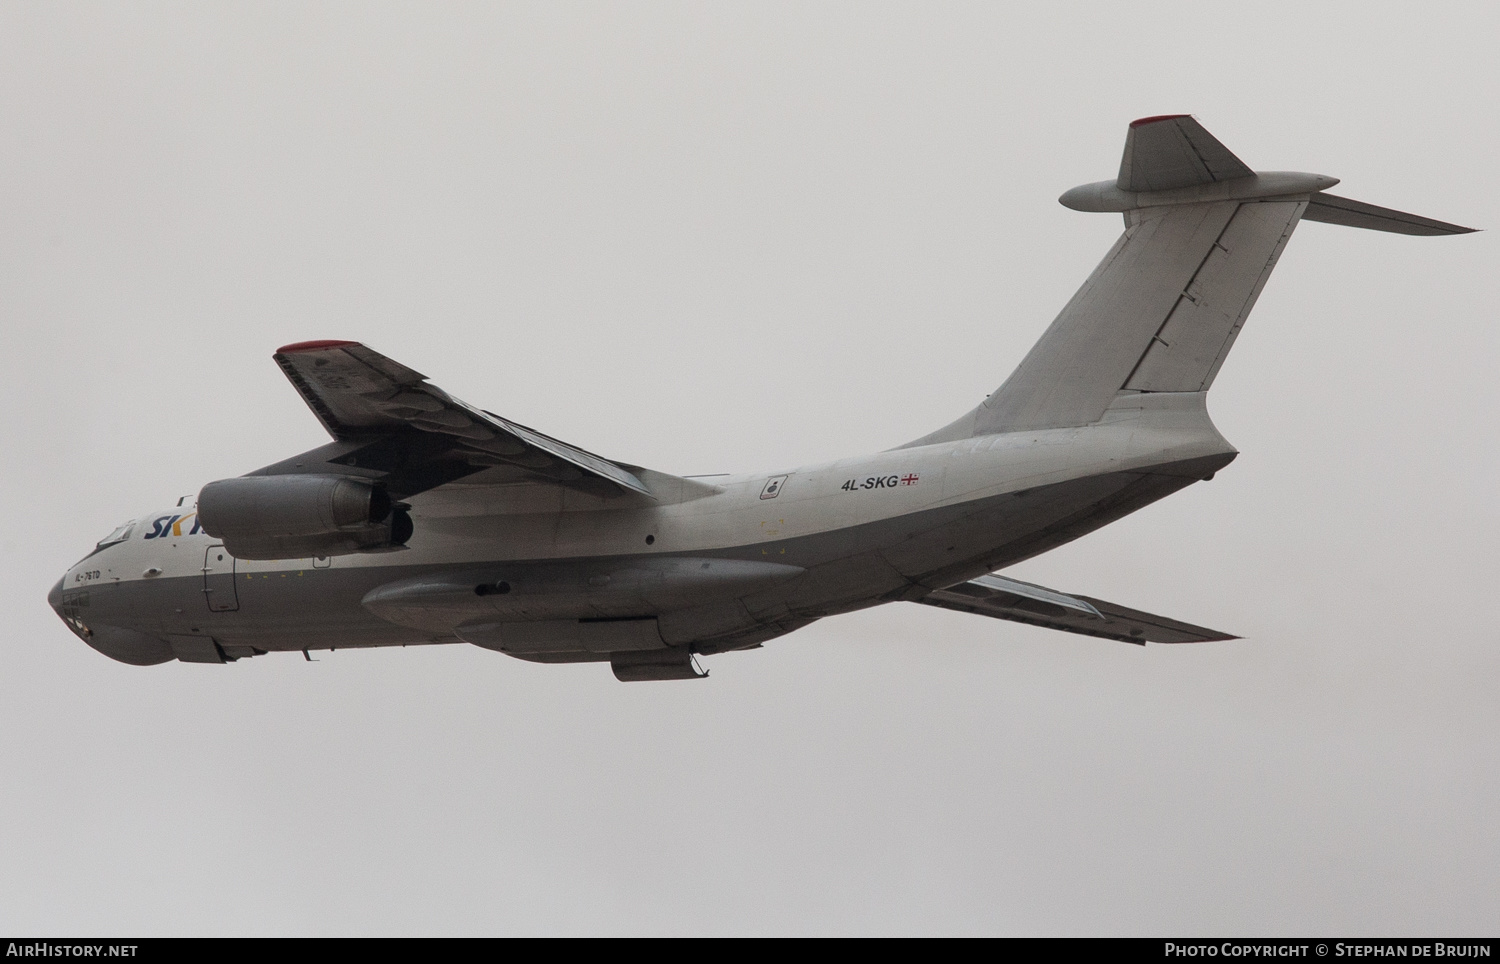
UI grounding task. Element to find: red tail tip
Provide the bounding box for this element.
[1129,114,1190,128]
[276,339,360,354]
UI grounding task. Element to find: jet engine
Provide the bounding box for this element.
[197,475,412,560]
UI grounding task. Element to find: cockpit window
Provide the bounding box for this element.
[95,521,136,551]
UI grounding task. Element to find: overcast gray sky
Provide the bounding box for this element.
[3,1,1497,936]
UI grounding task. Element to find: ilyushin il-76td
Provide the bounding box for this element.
[50,116,1474,680]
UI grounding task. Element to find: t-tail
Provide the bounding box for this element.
[908,115,1474,446]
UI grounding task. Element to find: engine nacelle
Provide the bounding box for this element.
[197,475,412,560]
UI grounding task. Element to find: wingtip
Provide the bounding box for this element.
[276,339,361,355]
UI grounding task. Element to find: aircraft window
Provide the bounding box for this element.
[95,521,136,550]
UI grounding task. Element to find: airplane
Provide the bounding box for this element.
[48,115,1475,681]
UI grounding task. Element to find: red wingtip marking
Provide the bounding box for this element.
[276,339,360,354]
[1130,114,1190,128]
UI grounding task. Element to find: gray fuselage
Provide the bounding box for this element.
[51,392,1233,667]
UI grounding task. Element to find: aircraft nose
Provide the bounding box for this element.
[47,575,65,614]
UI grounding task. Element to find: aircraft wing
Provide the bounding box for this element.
[918,573,1237,645]
[260,340,653,499]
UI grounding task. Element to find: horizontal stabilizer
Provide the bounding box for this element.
[919,573,1237,645]
[1118,114,1254,192]
[1303,192,1476,236]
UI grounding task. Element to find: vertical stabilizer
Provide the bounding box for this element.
[903,116,1473,447]
[978,196,1304,431]
[1119,199,1303,394]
